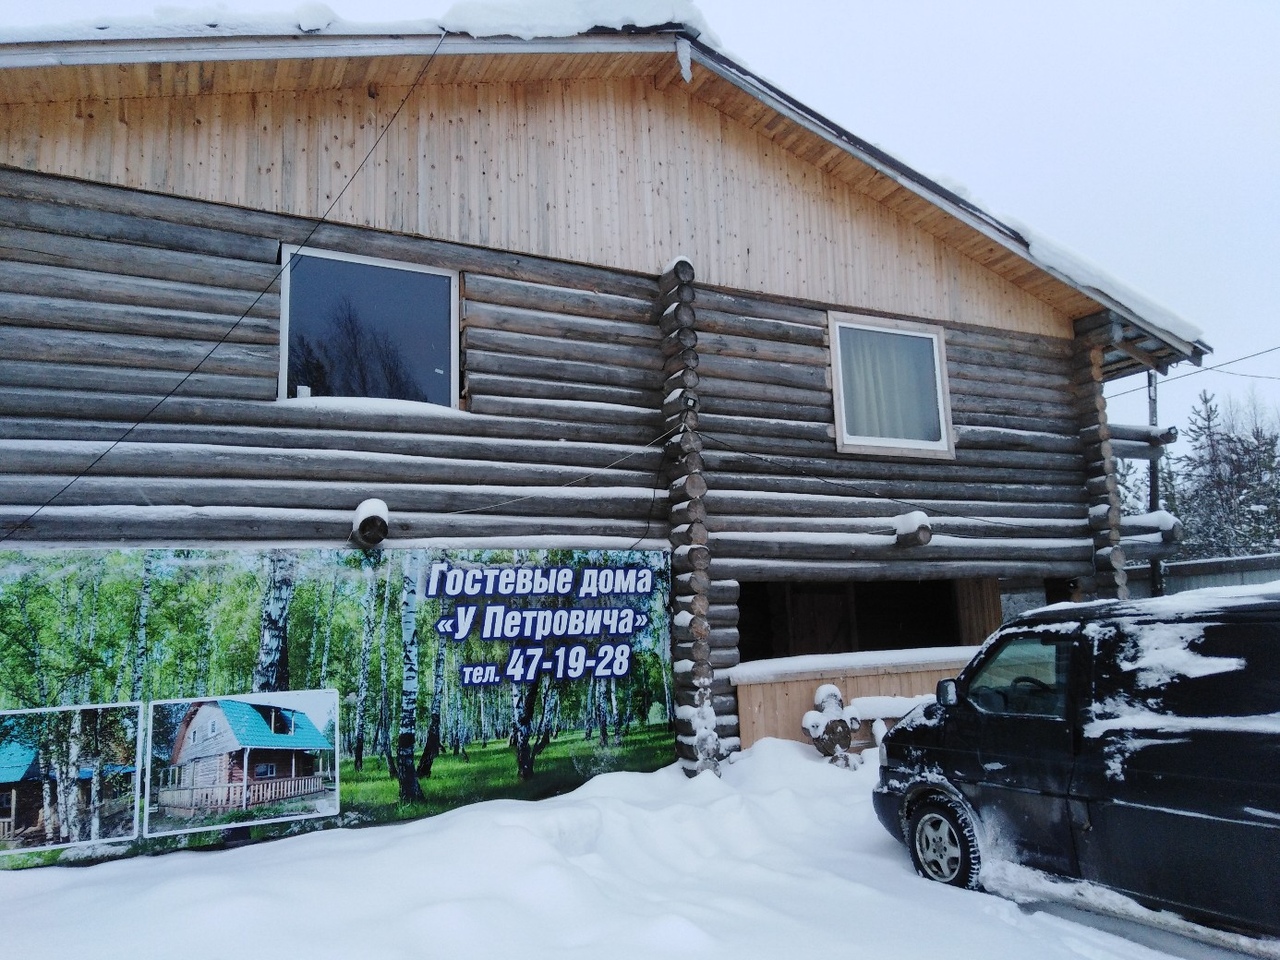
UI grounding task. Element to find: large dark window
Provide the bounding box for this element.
[280,247,457,407]
[737,580,962,661]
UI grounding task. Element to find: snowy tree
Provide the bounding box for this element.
[1167,392,1280,559]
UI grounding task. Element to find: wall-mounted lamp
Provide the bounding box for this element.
[352,498,390,547]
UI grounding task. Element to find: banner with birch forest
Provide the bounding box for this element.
[0,547,673,866]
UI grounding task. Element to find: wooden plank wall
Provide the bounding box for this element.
[0,73,1071,339]
[734,657,973,750]
[0,166,670,543]
[955,577,1004,646]
[691,284,1096,586]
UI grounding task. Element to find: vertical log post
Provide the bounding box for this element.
[1073,319,1128,600]
[656,257,723,776]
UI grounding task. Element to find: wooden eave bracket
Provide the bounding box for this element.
[1075,310,1209,380]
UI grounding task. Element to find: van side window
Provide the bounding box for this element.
[967,635,1072,719]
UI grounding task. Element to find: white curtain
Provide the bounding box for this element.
[838,326,941,442]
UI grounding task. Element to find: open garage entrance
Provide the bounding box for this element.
[736,578,1001,662]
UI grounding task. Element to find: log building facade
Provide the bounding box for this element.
[0,23,1206,769]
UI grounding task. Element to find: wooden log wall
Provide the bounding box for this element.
[690,284,1095,588]
[0,166,670,544]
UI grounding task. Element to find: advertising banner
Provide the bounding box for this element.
[0,547,672,866]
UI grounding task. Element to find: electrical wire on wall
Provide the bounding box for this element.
[0,32,451,544]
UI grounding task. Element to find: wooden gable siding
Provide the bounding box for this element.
[172,703,243,763]
[687,283,1092,586]
[0,167,668,543]
[0,69,1071,340]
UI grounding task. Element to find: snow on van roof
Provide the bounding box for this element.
[1023,579,1280,622]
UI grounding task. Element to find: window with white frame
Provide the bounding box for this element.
[280,247,459,407]
[828,312,954,458]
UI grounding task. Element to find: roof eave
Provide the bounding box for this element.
[0,26,1207,368]
[0,29,676,69]
[683,36,1209,370]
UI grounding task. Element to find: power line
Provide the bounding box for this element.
[1109,344,1280,399]
[1,32,451,544]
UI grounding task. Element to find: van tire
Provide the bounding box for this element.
[907,797,981,890]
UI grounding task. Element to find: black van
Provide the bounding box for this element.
[872,583,1280,938]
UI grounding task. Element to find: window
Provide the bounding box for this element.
[828,312,953,457]
[253,762,277,779]
[967,635,1072,718]
[280,246,459,407]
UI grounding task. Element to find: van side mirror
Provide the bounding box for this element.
[936,679,958,707]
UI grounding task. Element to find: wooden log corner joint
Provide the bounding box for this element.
[658,256,723,777]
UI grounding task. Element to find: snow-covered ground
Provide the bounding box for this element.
[0,738,1273,960]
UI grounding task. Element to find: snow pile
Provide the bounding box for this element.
[892,509,930,538]
[849,694,934,720]
[1120,510,1181,533]
[6,738,1267,960]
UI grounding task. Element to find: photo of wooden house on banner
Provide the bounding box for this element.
[0,706,142,853]
[0,9,1210,790]
[147,693,338,837]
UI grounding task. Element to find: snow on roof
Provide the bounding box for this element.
[1016,223,1205,345]
[728,646,976,686]
[0,0,717,46]
[439,0,714,43]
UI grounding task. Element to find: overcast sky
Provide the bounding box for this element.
[6,0,1279,433]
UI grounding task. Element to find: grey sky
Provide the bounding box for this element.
[8,0,1278,432]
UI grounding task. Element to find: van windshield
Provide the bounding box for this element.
[966,635,1071,719]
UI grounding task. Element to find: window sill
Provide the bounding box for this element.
[275,396,464,416]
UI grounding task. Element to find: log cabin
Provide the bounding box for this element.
[0,736,43,842]
[0,12,1208,771]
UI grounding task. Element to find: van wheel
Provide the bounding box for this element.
[907,797,981,890]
